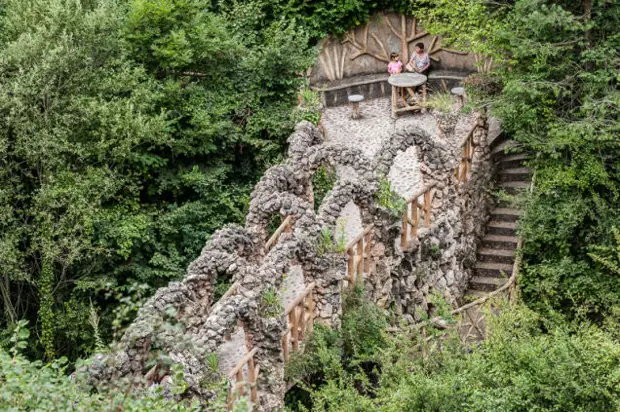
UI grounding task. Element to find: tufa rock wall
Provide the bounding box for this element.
[85,114,494,410]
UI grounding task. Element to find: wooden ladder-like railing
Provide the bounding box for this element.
[455,109,488,184]
[282,282,316,361]
[455,127,476,183]
[265,215,294,252]
[227,347,260,409]
[345,224,374,288]
[401,183,436,249]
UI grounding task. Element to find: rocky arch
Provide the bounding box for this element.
[374,125,456,185]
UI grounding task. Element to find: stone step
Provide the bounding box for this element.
[498,181,529,194]
[490,208,523,222]
[497,153,528,169]
[478,248,516,264]
[492,140,521,156]
[470,276,509,292]
[474,262,514,278]
[482,234,519,249]
[486,220,517,236]
[498,167,531,182]
[464,289,487,300]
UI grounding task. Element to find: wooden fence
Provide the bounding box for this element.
[282,282,316,361]
[400,184,436,249]
[455,108,488,184]
[345,224,374,288]
[454,126,476,183]
[227,347,260,409]
[265,215,294,252]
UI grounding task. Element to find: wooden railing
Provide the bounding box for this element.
[454,126,476,183]
[227,347,260,409]
[345,224,374,287]
[265,215,294,252]
[400,184,436,249]
[282,282,315,361]
[210,282,239,312]
[455,108,488,184]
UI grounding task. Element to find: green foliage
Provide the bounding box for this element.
[316,225,346,257]
[0,0,316,360]
[293,303,620,411]
[375,176,406,217]
[588,227,620,276]
[284,284,387,392]
[260,287,283,318]
[292,88,323,125]
[0,321,204,410]
[422,0,620,322]
[424,92,455,113]
[312,165,338,211]
[340,285,388,362]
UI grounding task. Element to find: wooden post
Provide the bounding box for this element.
[411,199,418,237]
[391,85,397,118]
[248,357,257,403]
[236,370,244,396]
[298,301,305,341]
[291,309,299,352]
[347,249,354,285]
[401,209,408,247]
[356,239,363,280]
[364,232,371,274]
[424,190,431,227]
[282,334,288,361]
[306,293,314,334]
[421,84,427,113]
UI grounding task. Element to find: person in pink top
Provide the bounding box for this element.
[388,52,402,75]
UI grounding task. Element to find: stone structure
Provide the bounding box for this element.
[313,12,481,83]
[85,104,496,410]
[312,12,495,107]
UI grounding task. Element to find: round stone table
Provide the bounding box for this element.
[388,73,428,118]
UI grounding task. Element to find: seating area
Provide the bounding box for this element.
[314,70,473,107]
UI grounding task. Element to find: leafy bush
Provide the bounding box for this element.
[375,176,406,217]
[312,165,338,211]
[299,303,620,411]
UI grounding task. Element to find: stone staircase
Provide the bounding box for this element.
[466,143,530,299]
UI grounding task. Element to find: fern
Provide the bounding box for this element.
[88,301,106,353]
[588,227,620,276]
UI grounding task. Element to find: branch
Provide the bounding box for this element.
[371,33,390,62]
[384,13,401,39]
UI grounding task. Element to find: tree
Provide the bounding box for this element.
[421,0,620,322]
[0,0,315,360]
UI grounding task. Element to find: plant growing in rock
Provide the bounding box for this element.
[424,92,458,137]
[376,176,406,217]
[312,165,338,211]
[260,287,283,318]
[292,88,323,125]
[316,225,347,257]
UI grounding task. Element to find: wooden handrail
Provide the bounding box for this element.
[405,182,437,205]
[455,111,488,184]
[284,282,316,315]
[227,346,260,409]
[228,347,259,378]
[345,224,374,287]
[210,282,239,311]
[265,215,294,252]
[282,282,316,361]
[401,184,436,249]
[345,224,374,251]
